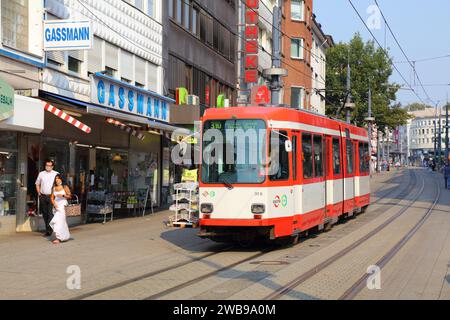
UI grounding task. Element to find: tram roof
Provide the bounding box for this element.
[202,106,368,138]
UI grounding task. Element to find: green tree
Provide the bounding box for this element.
[325,33,411,130]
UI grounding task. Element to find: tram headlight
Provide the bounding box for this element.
[251,204,265,214]
[201,203,214,214]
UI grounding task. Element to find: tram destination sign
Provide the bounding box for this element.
[44,20,92,51]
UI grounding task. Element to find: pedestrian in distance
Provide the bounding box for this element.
[50,174,72,244]
[35,160,59,236]
[444,157,450,189]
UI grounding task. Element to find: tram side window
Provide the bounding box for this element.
[313,135,323,177]
[346,139,354,174]
[302,133,313,179]
[269,131,290,181]
[332,138,341,175]
[359,142,370,173]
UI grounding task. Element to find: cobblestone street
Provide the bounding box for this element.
[1,169,449,300]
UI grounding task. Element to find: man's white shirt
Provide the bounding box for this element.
[35,170,59,195]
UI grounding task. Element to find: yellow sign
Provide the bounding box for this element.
[182,169,198,182]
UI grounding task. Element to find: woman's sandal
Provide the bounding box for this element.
[52,239,61,245]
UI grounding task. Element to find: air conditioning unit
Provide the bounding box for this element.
[186,95,200,106]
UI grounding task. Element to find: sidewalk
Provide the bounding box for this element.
[0,171,400,300]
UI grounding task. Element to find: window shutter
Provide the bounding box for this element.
[105,41,118,70]
[120,50,134,80]
[135,57,146,85]
[69,50,84,62]
[47,51,65,65]
[88,36,102,73]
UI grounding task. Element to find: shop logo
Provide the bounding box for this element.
[273,195,281,208]
[202,191,209,197]
[202,191,216,198]
[210,191,216,198]
[281,195,288,208]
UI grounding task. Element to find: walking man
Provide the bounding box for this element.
[35,160,59,236]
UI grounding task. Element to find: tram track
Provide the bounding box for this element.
[264,169,432,300]
[70,170,411,300]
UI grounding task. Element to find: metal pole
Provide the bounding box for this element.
[270,0,283,105]
[345,60,352,124]
[377,130,381,172]
[438,110,442,165]
[446,94,449,163]
[434,104,438,163]
[237,0,248,106]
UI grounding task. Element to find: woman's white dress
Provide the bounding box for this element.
[50,188,71,242]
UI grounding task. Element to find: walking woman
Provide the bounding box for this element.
[50,175,71,244]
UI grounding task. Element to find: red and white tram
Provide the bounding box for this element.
[198,106,371,243]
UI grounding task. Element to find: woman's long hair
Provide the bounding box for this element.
[52,174,66,193]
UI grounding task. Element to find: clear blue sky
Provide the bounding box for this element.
[314,0,450,107]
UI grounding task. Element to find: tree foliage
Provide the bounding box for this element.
[325,33,412,131]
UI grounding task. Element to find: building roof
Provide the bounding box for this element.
[409,108,442,119]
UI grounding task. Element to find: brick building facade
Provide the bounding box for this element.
[282,0,313,110]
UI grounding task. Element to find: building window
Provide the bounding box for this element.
[291,0,304,21]
[192,7,198,35]
[176,0,182,24]
[291,87,305,109]
[135,0,143,10]
[291,38,304,59]
[147,0,154,17]
[68,56,80,73]
[169,0,174,18]
[1,0,29,52]
[183,0,190,29]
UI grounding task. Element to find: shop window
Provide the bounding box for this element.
[269,131,290,181]
[0,132,18,150]
[313,135,323,177]
[302,133,313,179]
[0,152,17,216]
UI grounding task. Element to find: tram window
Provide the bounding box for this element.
[359,142,370,173]
[332,138,341,175]
[292,136,297,181]
[346,139,354,174]
[269,131,290,181]
[313,135,323,177]
[302,133,313,179]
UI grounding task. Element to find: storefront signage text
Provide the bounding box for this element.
[92,75,169,122]
[44,20,92,51]
[0,77,14,121]
[245,0,259,83]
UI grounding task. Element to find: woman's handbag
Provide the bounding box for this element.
[65,194,81,217]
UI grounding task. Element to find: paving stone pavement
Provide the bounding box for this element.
[3,169,445,300]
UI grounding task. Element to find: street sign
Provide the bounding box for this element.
[44,20,92,51]
[0,77,14,121]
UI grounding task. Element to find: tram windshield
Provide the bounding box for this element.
[201,119,267,184]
